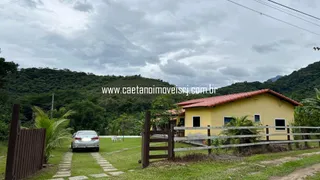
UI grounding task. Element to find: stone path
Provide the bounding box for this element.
[91,152,124,176]
[53,152,73,178]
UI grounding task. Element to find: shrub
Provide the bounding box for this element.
[0,121,8,141]
[220,116,261,154]
[33,106,72,163]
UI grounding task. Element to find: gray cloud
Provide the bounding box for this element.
[0,0,320,88]
[18,0,43,8]
[73,0,93,12]
[160,60,196,77]
[252,43,279,54]
[252,39,296,54]
[220,66,251,77]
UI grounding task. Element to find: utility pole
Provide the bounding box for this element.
[50,93,54,119]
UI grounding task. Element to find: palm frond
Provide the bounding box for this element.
[33,106,72,163]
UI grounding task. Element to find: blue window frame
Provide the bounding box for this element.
[224,117,233,125]
[254,115,260,123]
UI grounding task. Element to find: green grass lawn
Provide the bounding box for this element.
[71,152,103,177]
[5,138,320,180]
[0,141,7,180]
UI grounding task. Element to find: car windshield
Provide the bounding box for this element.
[77,131,97,136]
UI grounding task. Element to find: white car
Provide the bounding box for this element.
[71,130,100,152]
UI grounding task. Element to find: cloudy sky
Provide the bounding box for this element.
[0,0,319,88]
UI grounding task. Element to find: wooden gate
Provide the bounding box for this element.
[141,111,175,168]
[5,104,46,180]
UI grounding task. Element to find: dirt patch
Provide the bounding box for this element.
[269,163,320,180]
[226,166,245,173]
[236,144,289,156]
[173,153,242,162]
[299,152,320,157]
[260,156,301,166]
[149,153,242,167]
[261,151,320,166]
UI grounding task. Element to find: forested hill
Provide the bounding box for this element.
[215,60,320,101]
[5,67,182,118]
[6,68,172,95]
[3,67,193,135]
[2,60,320,135]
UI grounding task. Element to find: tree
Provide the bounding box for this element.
[150,94,179,128]
[33,106,72,163]
[303,88,320,110]
[293,89,320,148]
[0,57,18,140]
[108,113,144,135]
[68,100,106,134]
[0,57,18,88]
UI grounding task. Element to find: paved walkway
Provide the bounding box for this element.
[91,152,124,176]
[51,152,125,180]
[52,152,73,178]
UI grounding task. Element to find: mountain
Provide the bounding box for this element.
[266,75,283,82]
[214,61,320,101]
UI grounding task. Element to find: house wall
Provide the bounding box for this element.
[185,107,212,136]
[184,93,296,140]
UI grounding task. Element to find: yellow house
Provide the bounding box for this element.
[176,89,301,140]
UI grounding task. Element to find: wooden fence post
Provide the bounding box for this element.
[207,125,212,155]
[266,125,269,141]
[265,125,269,149]
[5,104,20,180]
[168,120,175,160]
[287,125,292,150]
[142,111,151,168]
[301,128,309,148]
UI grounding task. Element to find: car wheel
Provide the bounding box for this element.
[95,147,99,152]
[72,148,76,152]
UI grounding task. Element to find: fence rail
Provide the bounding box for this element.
[174,125,320,153]
[174,133,320,141]
[175,139,320,152]
[174,126,320,130]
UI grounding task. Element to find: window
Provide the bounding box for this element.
[193,116,200,127]
[224,117,233,125]
[254,115,260,123]
[275,119,285,130]
[178,118,185,126]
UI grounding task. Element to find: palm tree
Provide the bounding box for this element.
[302,88,320,110]
[220,116,261,153]
[33,106,73,163]
[294,88,320,148]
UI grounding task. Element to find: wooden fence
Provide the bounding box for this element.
[5,104,46,180]
[141,111,175,168]
[174,125,320,153]
[141,111,320,168]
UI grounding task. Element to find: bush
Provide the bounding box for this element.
[220,116,261,154]
[0,121,8,141]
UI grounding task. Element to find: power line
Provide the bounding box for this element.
[267,0,320,21]
[226,0,320,36]
[253,0,320,28]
